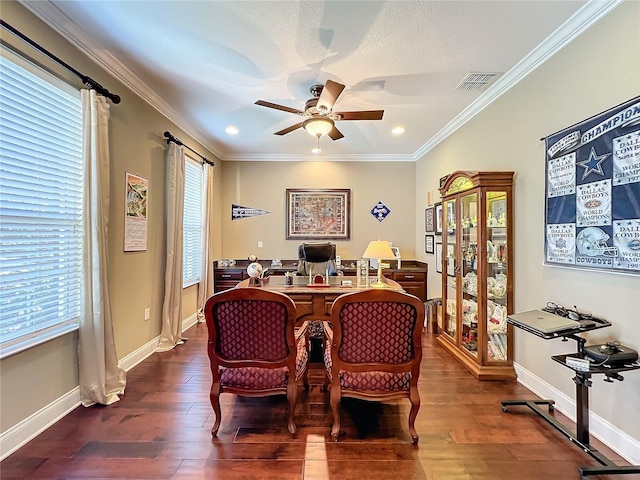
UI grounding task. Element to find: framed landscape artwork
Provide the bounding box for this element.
[286,189,351,240]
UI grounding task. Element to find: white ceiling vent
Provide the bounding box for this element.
[455,72,500,92]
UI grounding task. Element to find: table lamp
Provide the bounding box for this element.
[362,239,395,288]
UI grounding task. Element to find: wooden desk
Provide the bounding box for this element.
[236,276,403,326]
[215,259,427,301]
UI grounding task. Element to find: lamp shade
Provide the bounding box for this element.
[303,117,334,137]
[362,240,395,260]
[362,240,395,288]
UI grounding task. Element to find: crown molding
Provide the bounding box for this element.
[414,0,622,160]
[21,0,621,163]
[19,0,223,161]
[223,152,416,162]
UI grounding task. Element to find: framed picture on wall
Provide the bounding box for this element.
[425,234,435,254]
[286,189,351,240]
[434,202,443,235]
[425,206,435,233]
[124,172,148,252]
[435,242,443,273]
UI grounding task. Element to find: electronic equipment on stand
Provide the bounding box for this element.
[502,307,639,479]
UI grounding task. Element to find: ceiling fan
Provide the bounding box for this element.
[255,80,384,141]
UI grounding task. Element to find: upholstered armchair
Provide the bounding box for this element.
[204,288,309,436]
[323,289,424,444]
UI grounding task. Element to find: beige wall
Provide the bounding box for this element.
[415,1,640,443]
[220,161,416,261]
[0,1,223,432]
[2,0,638,459]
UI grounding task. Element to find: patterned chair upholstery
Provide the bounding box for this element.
[323,289,424,444]
[204,288,309,436]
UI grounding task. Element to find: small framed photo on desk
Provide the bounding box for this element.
[356,259,369,287]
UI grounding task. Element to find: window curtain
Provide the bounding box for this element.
[157,142,186,352]
[78,89,126,406]
[197,164,215,322]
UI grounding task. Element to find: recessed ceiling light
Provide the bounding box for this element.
[225,126,238,135]
[392,126,405,135]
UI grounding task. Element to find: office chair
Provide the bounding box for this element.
[296,242,338,276]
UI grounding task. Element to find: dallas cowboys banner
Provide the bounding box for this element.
[544,96,640,275]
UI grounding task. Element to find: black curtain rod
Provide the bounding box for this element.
[0,19,121,104]
[164,131,215,166]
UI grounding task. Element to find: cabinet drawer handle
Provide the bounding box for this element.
[404,275,415,279]
[221,274,232,278]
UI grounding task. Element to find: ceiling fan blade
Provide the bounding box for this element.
[274,122,305,136]
[255,100,304,115]
[335,110,384,121]
[328,126,344,141]
[317,80,345,113]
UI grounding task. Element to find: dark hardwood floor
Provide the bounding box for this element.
[2,322,637,479]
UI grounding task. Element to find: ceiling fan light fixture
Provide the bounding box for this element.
[303,117,334,137]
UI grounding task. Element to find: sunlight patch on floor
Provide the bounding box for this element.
[303,434,329,479]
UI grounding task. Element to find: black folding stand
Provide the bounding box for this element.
[502,316,640,479]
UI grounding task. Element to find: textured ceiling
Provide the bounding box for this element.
[22,1,619,161]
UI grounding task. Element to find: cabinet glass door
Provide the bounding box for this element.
[443,199,457,340]
[485,191,509,362]
[460,192,478,357]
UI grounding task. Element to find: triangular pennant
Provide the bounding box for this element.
[232,204,271,220]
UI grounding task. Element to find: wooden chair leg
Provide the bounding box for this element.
[303,365,310,391]
[329,382,341,442]
[287,380,297,436]
[408,387,420,445]
[322,367,330,392]
[322,338,330,392]
[303,326,310,391]
[210,386,222,437]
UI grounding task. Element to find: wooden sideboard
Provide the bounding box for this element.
[214,259,428,302]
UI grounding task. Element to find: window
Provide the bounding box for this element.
[183,156,204,287]
[0,48,84,358]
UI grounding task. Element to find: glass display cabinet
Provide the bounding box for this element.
[436,171,516,380]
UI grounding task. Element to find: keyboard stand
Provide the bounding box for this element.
[502,317,640,479]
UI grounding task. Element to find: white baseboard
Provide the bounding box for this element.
[1,335,161,461]
[0,387,81,461]
[182,312,200,333]
[119,335,161,372]
[14,330,637,467]
[0,318,203,461]
[514,362,640,466]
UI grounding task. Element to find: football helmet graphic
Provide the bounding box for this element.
[576,227,618,257]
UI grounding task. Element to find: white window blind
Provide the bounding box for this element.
[0,49,83,358]
[183,156,203,287]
